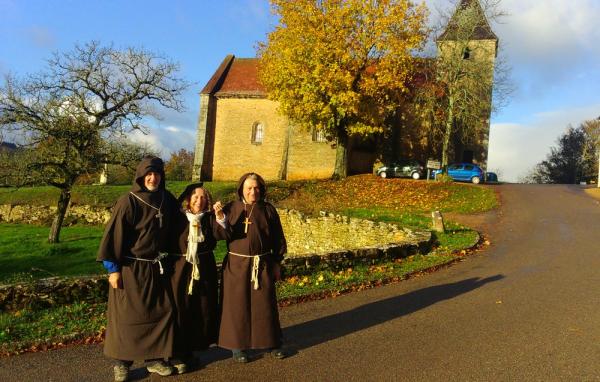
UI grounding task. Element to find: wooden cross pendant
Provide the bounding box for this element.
[156,211,163,228]
[243,217,252,233]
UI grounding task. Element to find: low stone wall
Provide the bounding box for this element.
[0,204,111,225]
[278,209,431,275]
[0,276,108,312]
[281,210,410,256]
[0,207,431,312]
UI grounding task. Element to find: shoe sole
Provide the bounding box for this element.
[146,367,173,376]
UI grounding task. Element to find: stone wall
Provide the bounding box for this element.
[278,209,431,275]
[0,276,108,312]
[0,206,431,311]
[0,204,111,225]
[211,97,336,181]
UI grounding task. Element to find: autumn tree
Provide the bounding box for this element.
[258,0,428,178]
[419,0,512,169]
[164,148,194,181]
[0,41,189,243]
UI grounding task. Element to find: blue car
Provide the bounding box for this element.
[434,163,485,184]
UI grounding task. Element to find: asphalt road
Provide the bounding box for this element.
[1,184,599,381]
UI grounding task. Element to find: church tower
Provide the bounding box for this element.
[436,0,498,167]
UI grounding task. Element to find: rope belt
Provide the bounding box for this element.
[228,251,271,290]
[173,251,212,294]
[125,252,170,274]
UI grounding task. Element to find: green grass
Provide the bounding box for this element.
[438,183,498,213]
[277,253,455,300]
[0,224,106,283]
[0,224,229,283]
[0,302,106,355]
[0,253,459,355]
[0,177,492,354]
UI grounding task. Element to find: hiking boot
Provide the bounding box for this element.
[113,364,129,382]
[146,360,174,376]
[270,348,286,360]
[232,350,248,363]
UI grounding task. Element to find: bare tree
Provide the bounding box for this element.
[0,41,189,243]
[418,0,513,169]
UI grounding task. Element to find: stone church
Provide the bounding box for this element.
[193,0,498,181]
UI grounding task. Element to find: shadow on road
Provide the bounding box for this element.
[283,275,504,353]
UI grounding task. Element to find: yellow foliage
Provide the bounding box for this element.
[258,0,428,140]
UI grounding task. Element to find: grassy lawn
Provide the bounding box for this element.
[1,253,461,356]
[0,224,228,284]
[0,175,497,355]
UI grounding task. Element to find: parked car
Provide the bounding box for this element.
[376,160,425,180]
[433,163,485,184]
[485,172,498,183]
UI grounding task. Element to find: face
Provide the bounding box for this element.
[144,171,161,192]
[189,187,208,214]
[243,178,260,204]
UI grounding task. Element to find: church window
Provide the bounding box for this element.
[252,122,264,144]
[463,47,471,60]
[312,128,327,143]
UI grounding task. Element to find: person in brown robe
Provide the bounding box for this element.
[169,183,227,373]
[96,156,180,382]
[219,172,287,363]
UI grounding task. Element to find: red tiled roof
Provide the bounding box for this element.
[201,56,266,97]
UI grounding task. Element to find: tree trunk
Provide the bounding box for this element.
[597,151,600,188]
[48,188,71,243]
[442,101,454,171]
[332,131,349,179]
[278,123,292,180]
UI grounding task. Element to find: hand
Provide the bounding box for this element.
[272,262,282,281]
[108,272,123,289]
[214,201,224,221]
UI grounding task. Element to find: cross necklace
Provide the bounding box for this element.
[130,192,165,227]
[243,203,256,234]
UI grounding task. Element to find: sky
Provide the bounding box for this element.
[1,0,599,182]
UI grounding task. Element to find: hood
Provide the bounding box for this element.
[236,172,266,202]
[131,156,166,193]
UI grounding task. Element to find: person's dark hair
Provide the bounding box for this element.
[177,182,214,211]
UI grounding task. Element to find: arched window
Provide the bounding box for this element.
[463,47,471,60]
[251,122,264,144]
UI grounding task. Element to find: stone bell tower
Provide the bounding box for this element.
[435,0,498,167]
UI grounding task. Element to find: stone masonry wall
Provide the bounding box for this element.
[0,206,430,311]
[211,97,336,181]
[0,204,111,225]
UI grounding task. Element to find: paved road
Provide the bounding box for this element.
[2,184,599,381]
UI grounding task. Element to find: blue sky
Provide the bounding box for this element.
[1,0,599,182]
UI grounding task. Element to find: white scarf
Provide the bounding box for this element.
[185,210,206,294]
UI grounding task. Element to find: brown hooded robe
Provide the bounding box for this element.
[96,157,180,361]
[218,173,287,350]
[171,197,226,356]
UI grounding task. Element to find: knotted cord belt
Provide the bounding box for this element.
[173,251,212,294]
[125,252,170,274]
[228,251,272,290]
